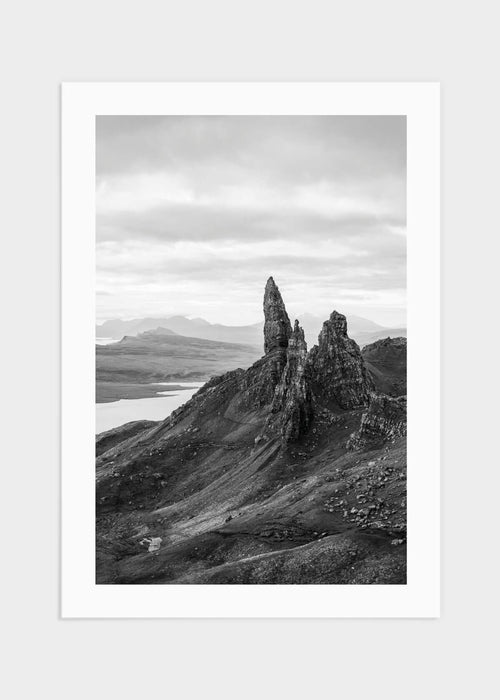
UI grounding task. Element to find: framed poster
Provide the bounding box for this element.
[62,82,440,617]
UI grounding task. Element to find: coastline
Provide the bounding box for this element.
[96,380,204,403]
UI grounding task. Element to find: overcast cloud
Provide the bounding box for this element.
[96,116,406,326]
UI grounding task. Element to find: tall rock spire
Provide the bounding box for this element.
[271,320,313,442]
[263,277,292,354]
[308,310,372,409]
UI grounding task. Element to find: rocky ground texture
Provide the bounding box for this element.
[96,278,407,584]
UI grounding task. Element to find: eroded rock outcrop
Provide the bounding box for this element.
[263,277,292,354]
[309,311,372,409]
[269,320,313,442]
[347,394,407,449]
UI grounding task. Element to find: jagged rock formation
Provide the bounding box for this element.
[348,394,407,450]
[263,277,292,354]
[308,311,372,409]
[362,337,407,397]
[95,278,407,585]
[268,320,313,442]
[227,276,295,413]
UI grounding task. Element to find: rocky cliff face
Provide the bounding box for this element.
[308,311,372,409]
[348,394,407,450]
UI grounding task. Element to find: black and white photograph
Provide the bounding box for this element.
[95,114,408,585]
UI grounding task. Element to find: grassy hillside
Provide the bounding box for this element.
[362,337,407,396]
[96,329,261,401]
[96,377,406,585]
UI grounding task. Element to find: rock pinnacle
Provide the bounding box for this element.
[263,277,292,354]
[308,310,372,409]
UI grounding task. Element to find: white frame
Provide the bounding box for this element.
[62,82,440,618]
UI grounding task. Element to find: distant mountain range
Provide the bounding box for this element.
[96,313,406,348]
[96,315,263,346]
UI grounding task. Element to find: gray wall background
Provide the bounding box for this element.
[2,1,497,698]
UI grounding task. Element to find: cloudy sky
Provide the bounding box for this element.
[96,116,406,327]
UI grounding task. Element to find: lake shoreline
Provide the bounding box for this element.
[96,380,204,403]
[95,382,205,433]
